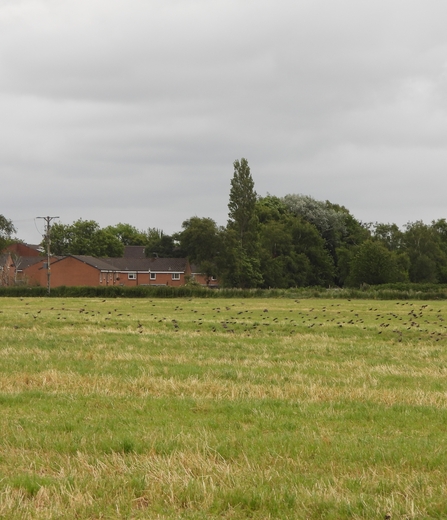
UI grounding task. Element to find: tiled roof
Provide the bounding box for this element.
[123,246,146,259]
[106,257,152,271]
[147,257,187,272]
[63,255,188,273]
[16,257,45,270]
[65,256,119,271]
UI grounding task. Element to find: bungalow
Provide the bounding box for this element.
[27,255,191,288]
[2,241,219,288]
[15,256,48,285]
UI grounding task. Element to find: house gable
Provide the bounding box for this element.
[5,242,43,257]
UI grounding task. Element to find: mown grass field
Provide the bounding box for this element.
[1,296,447,519]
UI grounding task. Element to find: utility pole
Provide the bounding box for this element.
[37,216,59,295]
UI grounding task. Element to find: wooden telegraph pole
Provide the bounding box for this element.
[37,216,59,295]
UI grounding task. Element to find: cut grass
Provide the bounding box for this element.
[1,297,447,518]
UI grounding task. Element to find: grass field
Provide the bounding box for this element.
[1,296,447,519]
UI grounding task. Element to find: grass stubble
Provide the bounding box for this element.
[0,297,447,519]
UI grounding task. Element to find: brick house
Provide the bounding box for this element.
[2,242,219,288]
[25,255,192,288]
[15,257,48,285]
[1,243,46,285]
[5,243,43,257]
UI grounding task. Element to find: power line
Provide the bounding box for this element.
[36,216,59,295]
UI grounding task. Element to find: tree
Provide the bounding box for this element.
[104,223,147,246]
[144,228,183,258]
[218,228,263,288]
[50,219,124,257]
[403,221,447,283]
[225,158,262,287]
[179,217,221,280]
[347,240,406,286]
[0,215,16,252]
[371,223,404,251]
[228,158,258,246]
[281,194,370,285]
[281,194,348,253]
[290,218,335,286]
[255,197,335,288]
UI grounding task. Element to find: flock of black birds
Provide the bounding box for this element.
[12,298,447,343]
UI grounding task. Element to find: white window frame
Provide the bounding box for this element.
[128,273,136,280]
[150,273,157,280]
[172,273,180,280]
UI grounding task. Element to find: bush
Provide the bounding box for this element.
[1,283,447,300]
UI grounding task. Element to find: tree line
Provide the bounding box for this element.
[2,158,447,288]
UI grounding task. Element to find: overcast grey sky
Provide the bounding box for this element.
[2,0,447,243]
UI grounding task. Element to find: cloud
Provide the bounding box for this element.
[2,0,447,242]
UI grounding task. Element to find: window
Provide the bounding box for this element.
[128,273,136,280]
[172,273,180,280]
[211,276,217,281]
[150,273,157,280]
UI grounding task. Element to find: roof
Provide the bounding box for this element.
[16,257,45,270]
[25,244,43,251]
[52,255,189,273]
[68,255,118,271]
[123,246,146,259]
[106,257,152,271]
[5,242,43,256]
[147,257,188,272]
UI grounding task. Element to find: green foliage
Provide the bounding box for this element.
[103,223,147,246]
[290,218,335,286]
[404,221,447,283]
[347,240,406,286]
[224,159,263,288]
[228,158,257,244]
[179,217,221,279]
[144,228,183,258]
[280,194,370,285]
[218,229,263,289]
[0,214,16,251]
[282,194,347,236]
[256,195,289,223]
[256,199,335,288]
[3,283,447,299]
[50,219,124,257]
[371,222,404,251]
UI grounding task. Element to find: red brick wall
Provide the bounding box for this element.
[191,273,219,287]
[114,272,150,286]
[22,260,48,286]
[6,243,41,257]
[147,273,185,286]
[22,257,196,287]
[50,257,101,287]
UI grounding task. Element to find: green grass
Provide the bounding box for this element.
[1,297,447,518]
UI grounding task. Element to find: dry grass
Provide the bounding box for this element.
[1,297,447,519]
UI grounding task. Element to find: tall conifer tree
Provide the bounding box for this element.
[224,158,263,288]
[228,158,257,246]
